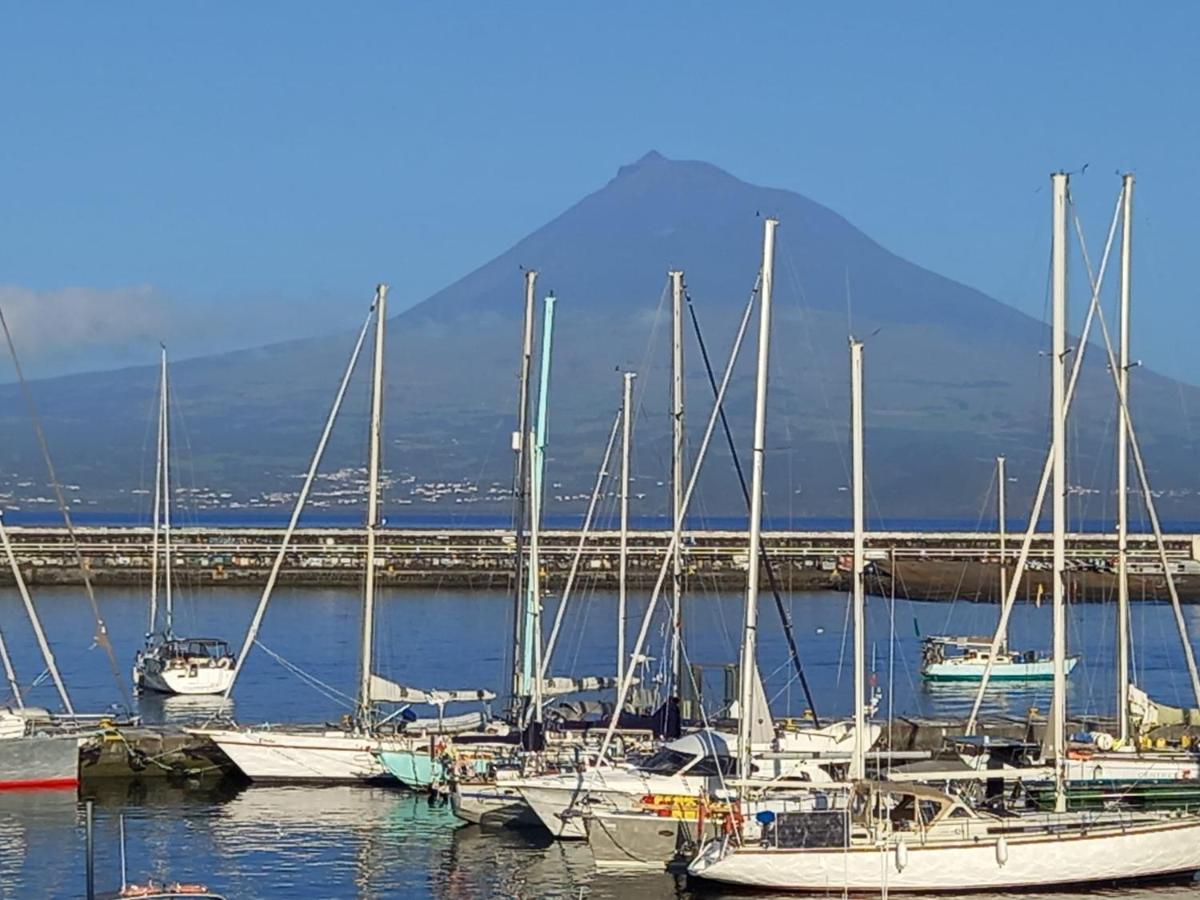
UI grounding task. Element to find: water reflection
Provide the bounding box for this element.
[920,678,1052,719]
[9,776,1200,897]
[7,587,1200,896]
[136,691,235,725]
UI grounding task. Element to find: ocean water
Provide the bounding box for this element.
[3,584,1200,898]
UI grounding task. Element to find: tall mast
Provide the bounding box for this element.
[1116,174,1134,746]
[849,338,867,781]
[1050,172,1069,812]
[223,306,376,699]
[148,352,164,637]
[160,347,173,638]
[669,269,686,703]
[0,621,22,708]
[511,270,537,707]
[523,293,557,727]
[358,284,387,723]
[618,371,635,687]
[0,512,73,713]
[997,455,1007,653]
[737,218,777,785]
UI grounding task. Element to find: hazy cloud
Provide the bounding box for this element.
[0,284,366,381]
[0,284,173,378]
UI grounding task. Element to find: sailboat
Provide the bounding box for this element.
[514,220,877,845]
[689,172,1200,893]
[0,308,139,789]
[921,458,1079,682]
[1011,173,1200,808]
[194,286,397,782]
[0,512,91,790]
[193,286,493,783]
[132,348,235,696]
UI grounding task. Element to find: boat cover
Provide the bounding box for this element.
[369,675,495,707]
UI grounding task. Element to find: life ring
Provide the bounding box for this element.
[216,657,232,669]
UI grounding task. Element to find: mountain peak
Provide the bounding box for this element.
[616,149,669,179]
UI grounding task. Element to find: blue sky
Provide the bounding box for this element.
[1,3,1197,380]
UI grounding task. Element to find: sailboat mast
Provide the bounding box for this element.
[618,371,635,687]
[0,624,22,708]
[0,511,73,713]
[997,455,1007,653]
[1116,173,1134,746]
[160,348,174,638]
[669,269,685,703]
[148,356,164,637]
[511,270,537,707]
[523,293,556,725]
[358,284,388,724]
[738,218,777,784]
[850,338,867,781]
[1050,171,1069,812]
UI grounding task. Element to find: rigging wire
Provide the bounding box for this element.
[0,305,131,709]
[253,640,358,709]
[685,287,821,725]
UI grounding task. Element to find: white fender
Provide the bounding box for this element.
[895,839,909,871]
[996,835,1009,866]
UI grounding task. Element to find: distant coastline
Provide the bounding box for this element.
[3,508,1199,534]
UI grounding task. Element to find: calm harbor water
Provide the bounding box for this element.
[4,584,1200,897]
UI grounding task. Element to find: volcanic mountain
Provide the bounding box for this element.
[2,151,1196,524]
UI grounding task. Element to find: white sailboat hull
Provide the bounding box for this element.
[192,728,395,783]
[689,816,1200,892]
[514,770,715,839]
[585,809,719,869]
[1065,751,1200,782]
[451,781,540,829]
[0,734,80,790]
[136,660,235,696]
[512,727,848,840]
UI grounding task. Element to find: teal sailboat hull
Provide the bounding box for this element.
[377,748,444,790]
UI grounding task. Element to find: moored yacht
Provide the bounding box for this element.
[688,779,1200,891]
[690,171,1200,895]
[195,286,442,785]
[921,635,1077,681]
[509,725,857,839]
[133,348,235,697]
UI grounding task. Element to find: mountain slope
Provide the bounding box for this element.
[1,152,1196,523]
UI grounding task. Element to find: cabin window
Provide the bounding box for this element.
[686,755,736,776]
[637,749,694,775]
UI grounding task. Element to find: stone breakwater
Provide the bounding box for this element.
[3,525,1199,599]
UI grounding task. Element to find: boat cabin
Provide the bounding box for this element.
[157,639,233,661]
[757,782,978,849]
[635,731,737,777]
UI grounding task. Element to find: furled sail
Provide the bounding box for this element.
[1129,684,1200,730]
[404,711,493,734]
[541,675,623,697]
[368,675,495,708]
[748,662,775,745]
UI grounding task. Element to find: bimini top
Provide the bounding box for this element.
[160,639,233,658]
[922,635,995,649]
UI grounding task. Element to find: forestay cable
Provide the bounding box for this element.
[0,305,128,708]
[224,303,376,699]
